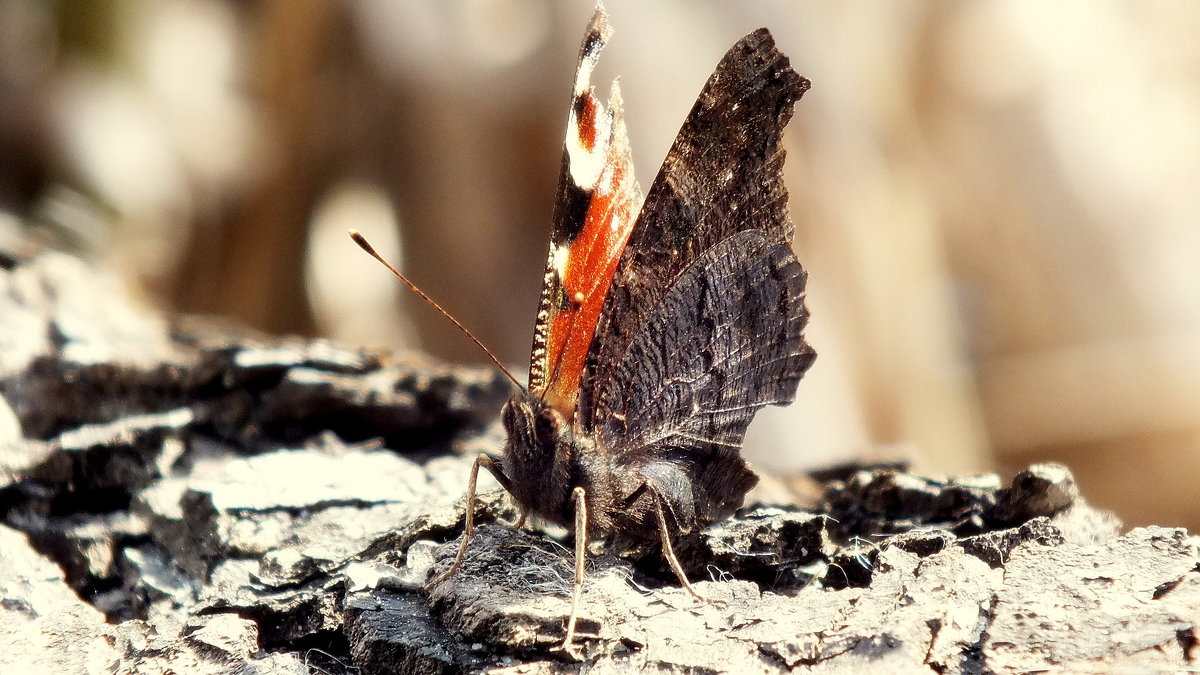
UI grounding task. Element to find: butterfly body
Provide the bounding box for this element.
[500,391,748,540]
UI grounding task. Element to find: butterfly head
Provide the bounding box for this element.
[501,392,570,464]
[498,390,583,524]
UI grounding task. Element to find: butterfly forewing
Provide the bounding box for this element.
[528,7,643,420]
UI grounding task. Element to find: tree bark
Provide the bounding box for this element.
[1,244,1197,674]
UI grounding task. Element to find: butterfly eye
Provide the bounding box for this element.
[535,407,562,448]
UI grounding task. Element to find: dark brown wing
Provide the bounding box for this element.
[578,29,814,523]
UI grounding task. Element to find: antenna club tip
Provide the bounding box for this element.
[349,230,375,254]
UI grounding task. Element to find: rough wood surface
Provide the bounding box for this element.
[2,243,1198,674]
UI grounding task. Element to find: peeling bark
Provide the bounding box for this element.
[2,246,1198,674]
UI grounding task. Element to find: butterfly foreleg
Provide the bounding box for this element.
[426,453,503,591]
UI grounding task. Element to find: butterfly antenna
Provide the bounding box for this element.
[349,230,524,391]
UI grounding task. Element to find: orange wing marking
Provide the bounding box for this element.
[541,82,641,419]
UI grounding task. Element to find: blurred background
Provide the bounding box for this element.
[2,0,1198,530]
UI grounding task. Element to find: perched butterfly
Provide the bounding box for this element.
[355,4,814,657]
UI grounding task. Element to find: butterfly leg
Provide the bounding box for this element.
[560,486,588,658]
[426,453,496,591]
[652,490,708,602]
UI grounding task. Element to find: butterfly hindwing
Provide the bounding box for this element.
[595,231,812,522]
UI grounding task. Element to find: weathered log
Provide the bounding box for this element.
[1,244,1197,674]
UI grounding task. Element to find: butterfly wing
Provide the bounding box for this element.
[528,7,643,419]
[580,29,815,525]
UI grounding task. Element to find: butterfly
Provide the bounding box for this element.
[360,4,815,657]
